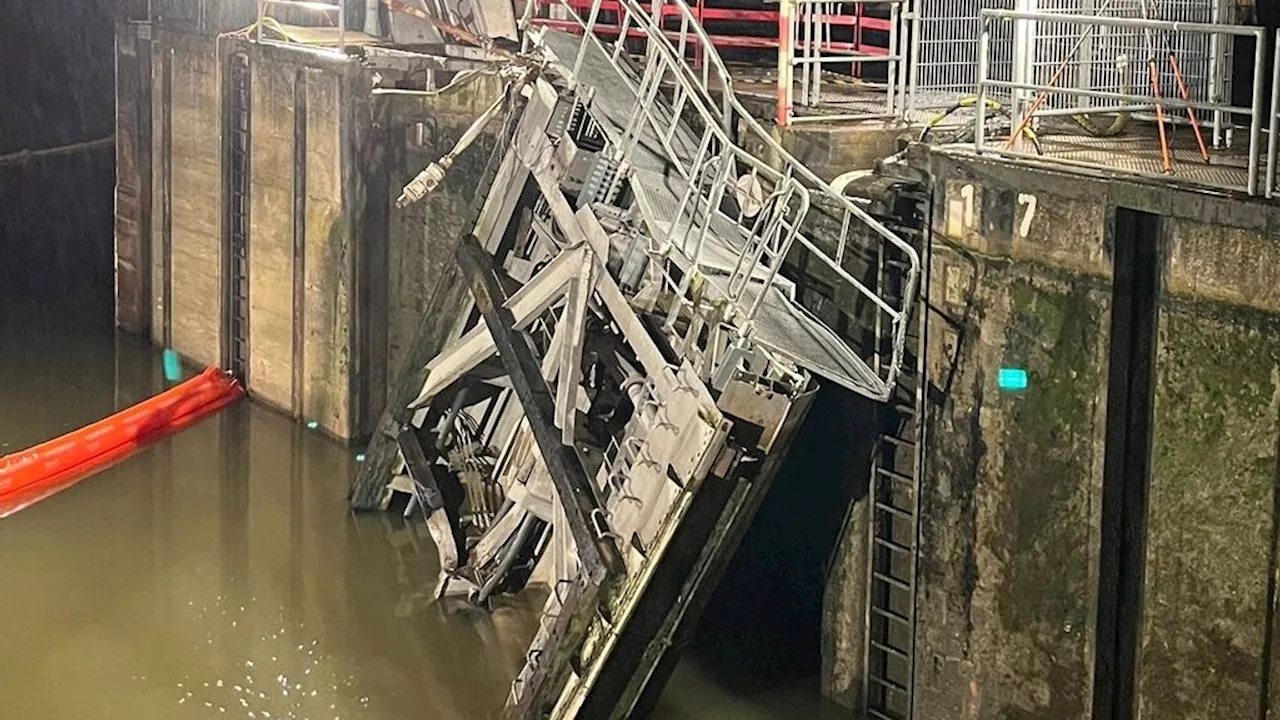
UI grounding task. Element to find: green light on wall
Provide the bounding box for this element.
[998,368,1029,391]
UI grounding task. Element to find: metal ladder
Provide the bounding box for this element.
[863,187,928,720]
[225,52,252,382]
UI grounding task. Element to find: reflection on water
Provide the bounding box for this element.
[0,298,847,719]
[0,309,539,719]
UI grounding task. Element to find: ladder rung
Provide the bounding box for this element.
[877,467,916,487]
[871,639,910,660]
[871,605,912,624]
[892,403,916,416]
[866,707,903,720]
[870,674,910,694]
[873,570,912,591]
[882,435,916,448]
[874,501,914,521]
[873,535,914,554]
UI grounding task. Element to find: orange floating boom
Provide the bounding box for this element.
[0,367,245,518]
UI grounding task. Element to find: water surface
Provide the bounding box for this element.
[0,294,847,720]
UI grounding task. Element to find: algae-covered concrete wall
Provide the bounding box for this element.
[1136,209,1280,719]
[915,245,1109,720]
[300,67,352,437]
[872,148,1280,719]
[226,41,356,439]
[151,32,222,368]
[385,76,504,387]
[1141,299,1280,719]
[248,54,298,414]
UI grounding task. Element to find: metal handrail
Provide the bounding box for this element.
[777,0,909,126]
[548,0,921,396]
[975,9,1269,195]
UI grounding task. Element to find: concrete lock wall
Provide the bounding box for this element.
[839,150,1280,719]
[384,76,504,393]
[241,48,353,438]
[144,34,365,439]
[151,31,223,368]
[136,32,505,440]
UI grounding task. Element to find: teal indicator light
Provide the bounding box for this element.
[998,367,1029,391]
[162,348,182,382]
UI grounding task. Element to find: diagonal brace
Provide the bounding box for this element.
[456,234,623,585]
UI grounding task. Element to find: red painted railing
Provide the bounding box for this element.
[529,0,891,59]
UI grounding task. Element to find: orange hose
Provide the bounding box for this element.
[1147,60,1173,174]
[0,367,245,518]
[1168,53,1210,163]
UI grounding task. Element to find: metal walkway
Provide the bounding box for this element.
[536,23,914,398]
[351,0,922,717]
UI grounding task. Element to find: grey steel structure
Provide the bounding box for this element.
[350,0,925,715]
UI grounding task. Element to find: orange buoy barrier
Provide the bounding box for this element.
[0,367,245,518]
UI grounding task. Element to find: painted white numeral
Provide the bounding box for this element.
[1016,193,1037,238]
[960,184,975,228]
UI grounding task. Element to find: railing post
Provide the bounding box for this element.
[887,0,900,118]
[574,0,604,81]
[1010,0,1035,135]
[1268,30,1280,199]
[1247,27,1264,195]
[975,18,990,155]
[339,0,346,50]
[777,0,794,126]
[1208,0,1225,148]
[907,0,921,112]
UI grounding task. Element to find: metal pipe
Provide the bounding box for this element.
[982,9,1259,37]
[474,513,539,604]
[573,0,604,81]
[1267,34,1280,199]
[791,53,904,65]
[0,136,114,166]
[907,0,921,111]
[777,0,794,125]
[983,78,1252,115]
[890,0,901,114]
[1032,103,1157,117]
[1207,0,1223,148]
[976,21,990,155]
[894,1,905,117]
[1248,31,1265,195]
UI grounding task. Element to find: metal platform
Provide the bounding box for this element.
[940,119,1259,193]
[541,30,889,397]
[1035,127,1253,189]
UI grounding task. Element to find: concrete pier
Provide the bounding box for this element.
[114,4,503,440]
[820,145,1280,719]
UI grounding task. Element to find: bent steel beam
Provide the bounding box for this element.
[456,233,624,585]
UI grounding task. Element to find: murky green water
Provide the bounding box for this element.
[0,296,845,719]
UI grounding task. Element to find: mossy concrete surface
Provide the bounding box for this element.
[385,76,505,388]
[1139,300,1280,720]
[914,244,1108,720]
[884,150,1280,720]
